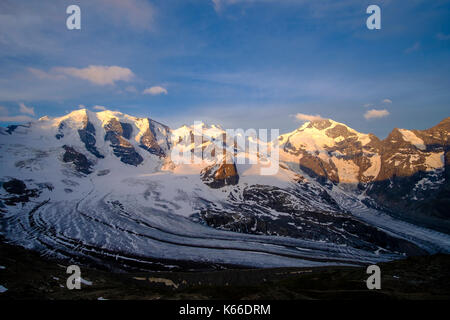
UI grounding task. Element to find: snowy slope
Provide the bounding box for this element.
[0,110,449,270]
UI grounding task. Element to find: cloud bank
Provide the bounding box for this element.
[295,113,325,122]
[54,65,134,86]
[364,109,390,120]
[143,86,168,95]
[0,115,35,122]
[19,103,35,115]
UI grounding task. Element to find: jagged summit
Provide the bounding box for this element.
[7,108,449,146]
[431,116,450,130]
[279,117,373,154]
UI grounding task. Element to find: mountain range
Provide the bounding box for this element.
[0,109,449,271]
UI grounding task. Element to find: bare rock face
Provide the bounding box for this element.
[140,124,165,157]
[415,117,450,148]
[298,152,339,185]
[78,120,104,159]
[55,122,65,140]
[325,124,355,139]
[140,128,164,156]
[104,118,143,166]
[1,178,40,206]
[201,162,239,188]
[62,145,93,175]
[307,119,333,130]
[139,119,171,157]
[367,118,450,226]
[104,118,133,138]
[376,128,425,181]
[3,179,27,194]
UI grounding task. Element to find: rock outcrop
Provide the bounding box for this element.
[78,120,104,159]
[139,119,170,157]
[104,118,143,166]
[201,161,239,188]
[62,145,93,175]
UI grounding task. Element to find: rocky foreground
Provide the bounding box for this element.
[1,240,449,300]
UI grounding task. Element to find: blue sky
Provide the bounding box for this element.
[0,0,449,137]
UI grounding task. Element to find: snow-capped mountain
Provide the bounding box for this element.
[278,118,449,231]
[0,109,449,271]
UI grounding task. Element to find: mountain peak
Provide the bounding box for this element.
[294,118,358,135]
[53,108,89,124]
[432,116,450,131]
[307,118,333,129]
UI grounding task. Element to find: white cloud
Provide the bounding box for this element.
[78,104,86,109]
[0,115,34,122]
[93,105,107,111]
[19,102,35,115]
[364,109,390,120]
[0,103,35,122]
[382,99,392,104]
[53,65,134,86]
[143,86,168,95]
[294,113,325,122]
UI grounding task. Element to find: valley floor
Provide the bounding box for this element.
[0,240,449,300]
